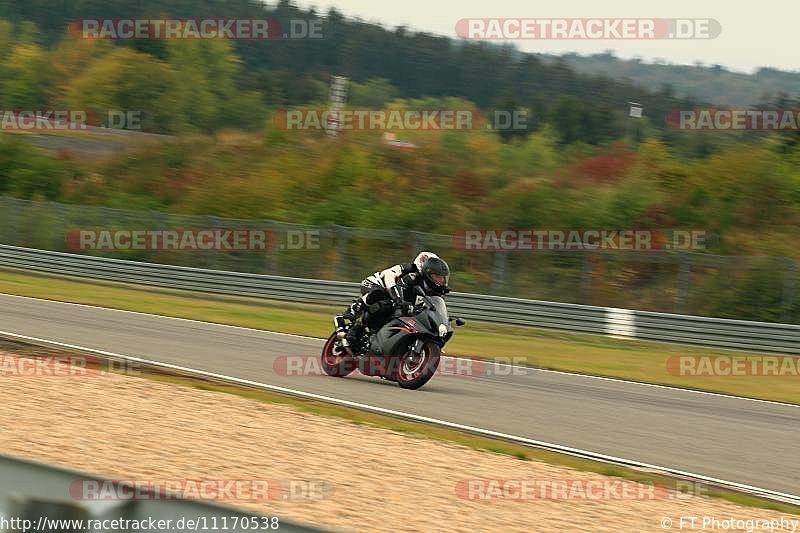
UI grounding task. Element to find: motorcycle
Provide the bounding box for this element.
[321,287,465,390]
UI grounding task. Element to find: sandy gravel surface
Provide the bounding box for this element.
[0,347,796,532]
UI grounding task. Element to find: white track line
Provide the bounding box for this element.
[1,292,798,409]
[0,292,320,341]
[0,328,797,507]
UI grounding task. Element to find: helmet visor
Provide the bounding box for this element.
[430,273,449,287]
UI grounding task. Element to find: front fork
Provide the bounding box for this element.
[333,316,355,356]
[404,338,426,365]
[410,338,425,355]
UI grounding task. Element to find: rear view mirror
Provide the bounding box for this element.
[455,318,466,326]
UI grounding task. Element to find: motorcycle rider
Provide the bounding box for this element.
[334,252,451,354]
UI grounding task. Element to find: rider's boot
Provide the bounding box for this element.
[332,316,348,355]
[344,320,365,355]
[333,300,364,355]
[344,300,367,354]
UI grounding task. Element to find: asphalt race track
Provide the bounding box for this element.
[1,293,798,496]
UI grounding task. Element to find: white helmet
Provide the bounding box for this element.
[413,251,439,272]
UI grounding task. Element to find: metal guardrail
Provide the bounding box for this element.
[0,454,324,532]
[0,244,798,354]
[3,196,798,323]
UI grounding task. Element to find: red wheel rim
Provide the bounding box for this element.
[398,345,430,382]
[322,335,342,367]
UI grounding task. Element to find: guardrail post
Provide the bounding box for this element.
[53,202,67,252]
[408,230,419,255]
[335,225,349,280]
[675,254,692,314]
[207,215,220,270]
[0,197,9,244]
[491,251,508,294]
[781,257,798,323]
[580,253,593,304]
[11,198,21,246]
[265,221,278,274]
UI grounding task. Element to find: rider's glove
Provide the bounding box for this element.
[398,272,417,287]
[398,302,415,316]
[389,284,404,303]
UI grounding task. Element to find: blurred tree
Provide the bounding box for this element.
[350,78,399,107]
[0,19,12,60]
[0,42,51,108]
[64,47,180,132]
[165,39,265,132]
[0,137,77,199]
[16,20,41,44]
[47,31,113,105]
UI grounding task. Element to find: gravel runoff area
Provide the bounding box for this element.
[0,345,797,533]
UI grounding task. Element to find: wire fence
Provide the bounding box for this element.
[0,196,796,323]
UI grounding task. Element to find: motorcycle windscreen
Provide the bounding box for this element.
[425,296,449,325]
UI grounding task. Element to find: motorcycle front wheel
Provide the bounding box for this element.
[396,341,441,390]
[320,333,356,378]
